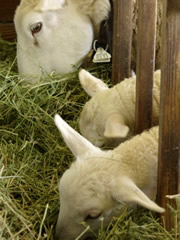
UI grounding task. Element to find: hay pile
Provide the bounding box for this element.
[0,38,179,240]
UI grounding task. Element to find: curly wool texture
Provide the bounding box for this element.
[112,126,159,194]
[64,127,159,201]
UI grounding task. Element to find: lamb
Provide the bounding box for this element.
[79,69,160,147]
[14,0,110,81]
[54,114,164,240]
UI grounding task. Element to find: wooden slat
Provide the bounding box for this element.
[157,0,180,231]
[112,0,133,84]
[0,1,19,41]
[0,23,16,41]
[0,0,20,22]
[135,0,157,134]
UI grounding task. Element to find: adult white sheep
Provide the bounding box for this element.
[54,114,164,240]
[79,69,160,147]
[14,0,110,81]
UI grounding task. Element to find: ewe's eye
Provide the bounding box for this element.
[30,22,42,35]
[85,212,102,221]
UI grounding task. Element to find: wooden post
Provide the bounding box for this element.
[112,0,133,84]
[0,24,16,41]
[0,0,20,41]
[157,0,180,231]
[135,0,157,134]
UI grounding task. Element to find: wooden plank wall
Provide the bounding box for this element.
[135,0,157,134]
[157,0,180,231]
[112,0,133,84]
[113,0,180,231]
[0,0,20,41]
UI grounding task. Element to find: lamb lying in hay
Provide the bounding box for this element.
[14,0,110,80]
[54,114,164,240]
[79,69,160,147]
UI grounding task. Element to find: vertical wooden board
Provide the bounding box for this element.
[157,0,180,231]
[0,0,20,22]
[112,0,133,84]
[135,0,157,134]
[0,1,20,41]
[0,24,16,41]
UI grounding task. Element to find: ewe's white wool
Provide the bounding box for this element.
[79,69,161,147]
[54,114,164,240]
[14,0,110,81]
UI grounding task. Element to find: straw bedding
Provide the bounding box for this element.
[0,38,179,240]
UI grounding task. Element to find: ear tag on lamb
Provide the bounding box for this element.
[93,40,111,63]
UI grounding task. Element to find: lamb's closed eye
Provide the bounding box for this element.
[84,210,102,221]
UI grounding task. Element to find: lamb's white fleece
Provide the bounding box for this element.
[54,114,164,240]
[79,69,160,147]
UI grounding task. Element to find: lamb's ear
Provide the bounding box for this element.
[79,69,109,97]
[113,178,165,213]
[54,114,101,159]
[104,113,129,138]
[35,0,66,11]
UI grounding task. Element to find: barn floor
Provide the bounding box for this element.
[0,38,179,240]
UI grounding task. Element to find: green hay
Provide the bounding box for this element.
[0,38,179,240]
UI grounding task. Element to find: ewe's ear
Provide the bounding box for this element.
[54,114,101,159]
[79,69,109,97]
[104,113,129,138]
[17,0,34,8]
[113,178,165,213]
[35,0,66,11]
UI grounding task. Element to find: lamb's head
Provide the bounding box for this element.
[14,0,94,79]
[54,114,164,240]
[56,160,121,240]
[79,69,130,147]
[55,114,120,239]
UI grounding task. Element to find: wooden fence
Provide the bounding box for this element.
[112,0,180,230]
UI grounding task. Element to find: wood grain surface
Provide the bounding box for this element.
[157,0,180,231]
[112,0,133,84]
[135,0,157,133]
[0,0,20,41]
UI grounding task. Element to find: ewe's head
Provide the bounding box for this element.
[14,0,66,37]
[14,0,68,76]
[14,0,94,77]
